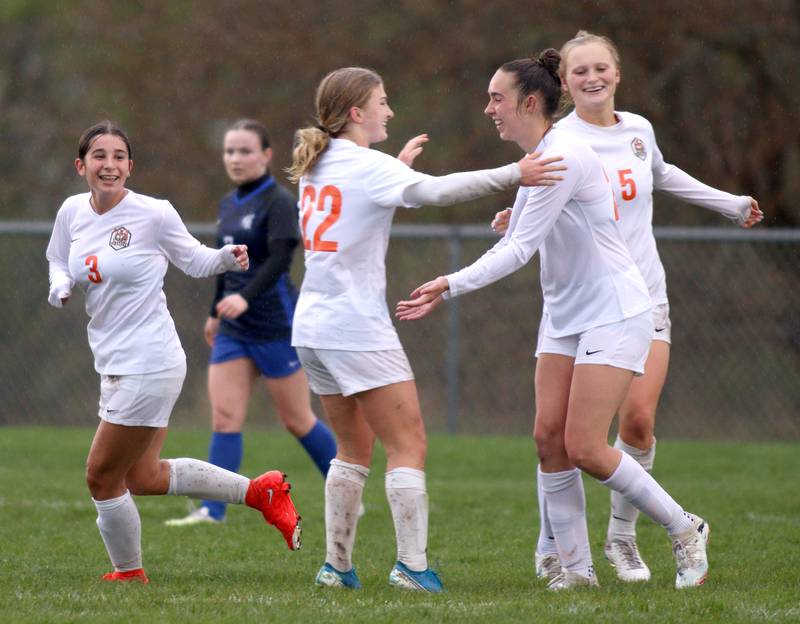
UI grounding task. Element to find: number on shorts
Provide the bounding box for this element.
[300,184,342,252]
[85,255,102,283]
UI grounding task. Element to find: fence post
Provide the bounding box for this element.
[446,228,462,434]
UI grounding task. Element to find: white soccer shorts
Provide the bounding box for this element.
[651,302,671,344]
[536,310,653,375]
[98,361,186,427]
[296,347,414,397]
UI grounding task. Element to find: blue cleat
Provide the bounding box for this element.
[388,561,443,593]
[315,562,362,589]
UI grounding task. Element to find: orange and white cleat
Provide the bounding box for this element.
[245,470,302,551]
[101,568,149,584]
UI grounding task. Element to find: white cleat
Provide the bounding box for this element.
[604,538,651,582]
[164,506,222,527]
[673,515,710,589]
[535,551,562,581]
[546,567,599,591]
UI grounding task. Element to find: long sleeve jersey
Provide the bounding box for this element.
[445,127,651,338]
[556,110,751,305]
[47,190,241,374]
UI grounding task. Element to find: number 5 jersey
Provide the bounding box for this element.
[556,110,752,307]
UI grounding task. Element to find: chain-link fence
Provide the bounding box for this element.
[3,222,798,440]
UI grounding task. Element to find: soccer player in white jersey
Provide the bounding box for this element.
[398,49,712,590]
[493,32,763,584]
[286,67,565,592]
[46,121,302,584]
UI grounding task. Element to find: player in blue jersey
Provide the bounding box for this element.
[166,119,336,526]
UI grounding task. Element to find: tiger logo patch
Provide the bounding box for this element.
[109,226,132,250]
[631,138,646,161]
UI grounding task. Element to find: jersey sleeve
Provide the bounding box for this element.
[157,201,239,277]
[362,152,431,209]
[401,163,521,207]
[446,152,583,298]
[45,203,75,308]
[651,129,750,223]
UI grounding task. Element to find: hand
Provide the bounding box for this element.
[395,276,450,321]
[491,208,512,235]
[517,151,566,187]
[231,244,249,270]
[397,134,429,167]
[216,294,249,320]
[740,197,764,228]
[204,316,220,347]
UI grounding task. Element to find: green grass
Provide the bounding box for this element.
[1,428,799,623]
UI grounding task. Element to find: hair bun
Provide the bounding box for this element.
[537,48,561,75]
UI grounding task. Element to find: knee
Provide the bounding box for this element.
[212,405,242,433]
[278,408,315,437]
[563,435,598,474]
[86,461,115,499]
[619,403,656,447]
[533,417,565,462]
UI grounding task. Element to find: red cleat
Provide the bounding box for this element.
[101,568,149,584]
[245,470,302,551]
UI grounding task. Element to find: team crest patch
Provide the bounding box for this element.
[109,226,132,250]
[631,137,647,161]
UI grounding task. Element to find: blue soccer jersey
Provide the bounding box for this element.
[213,175,300,342]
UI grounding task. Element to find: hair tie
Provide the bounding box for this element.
[316,124,329,134]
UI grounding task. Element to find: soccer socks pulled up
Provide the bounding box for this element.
[167,458,249,504]
[297,419,337,478]
[536,465,558,557]
[540,468,593,577]
[608,435,656,540]
[602,450,693,538]
[202,432,244,520]
[325,459,369,572]
[93,490,142,572]
[386,467,429,572]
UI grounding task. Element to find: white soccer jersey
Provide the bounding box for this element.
[446,127,651,338]
[46,190,241,374]
[556,110,751,304]
[292,138,431,351]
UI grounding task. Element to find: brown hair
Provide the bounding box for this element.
[77,120,132,160]
[287,67,383,183]
[500,48,563,119]
[227,118,270,149]
[559,30,621,77]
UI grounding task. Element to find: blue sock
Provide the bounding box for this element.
[297,419,337,477]
[203,432,243,520]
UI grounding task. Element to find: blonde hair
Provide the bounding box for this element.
[559,30,621,78]
[287,67,383,183]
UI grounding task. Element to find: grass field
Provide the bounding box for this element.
[1,427,799,623]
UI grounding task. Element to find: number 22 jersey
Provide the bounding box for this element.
[292,138,429,351]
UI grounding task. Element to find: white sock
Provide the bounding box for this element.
[602,451,693,538]
[325,459,369,572]
[607,436,656,541]
[93,490,142,572]
[536,465,558,556]
[386,467,428,572]
[167,458,249,503]
[540,468,593,576]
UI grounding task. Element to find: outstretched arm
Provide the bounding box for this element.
[401,152,566,207]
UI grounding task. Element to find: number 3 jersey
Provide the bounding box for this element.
[557,110,751,306]
[293,138,429,351]
[46,190,240,375]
